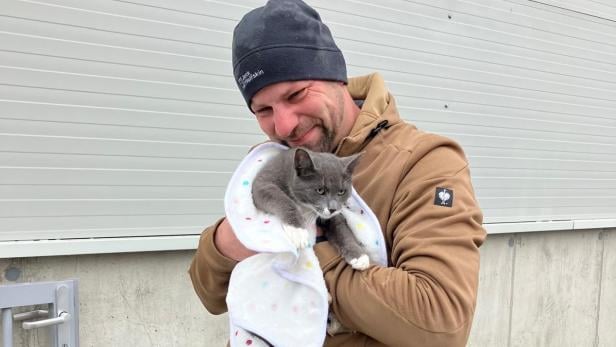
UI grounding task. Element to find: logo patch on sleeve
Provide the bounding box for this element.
[434,187,453,207]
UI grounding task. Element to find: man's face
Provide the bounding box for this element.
[250,80,346,152]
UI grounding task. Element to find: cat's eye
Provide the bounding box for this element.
[316,187,326,195]
[337,189,346,196]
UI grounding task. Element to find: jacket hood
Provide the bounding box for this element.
[335,73,404,157]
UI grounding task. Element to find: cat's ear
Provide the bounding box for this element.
[342,152,363,176]
[294,148,316,177]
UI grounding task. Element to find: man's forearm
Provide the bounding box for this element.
[318,255,479,347]
[188,219,239,314]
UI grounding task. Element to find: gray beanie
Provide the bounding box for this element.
[232,0,347,110]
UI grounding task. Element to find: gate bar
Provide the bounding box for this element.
[2,308,13,347]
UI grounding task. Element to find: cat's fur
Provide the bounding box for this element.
[252,147,370,270]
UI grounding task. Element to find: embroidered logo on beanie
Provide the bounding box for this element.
[238,69,265,90]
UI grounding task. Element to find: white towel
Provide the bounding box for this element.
[225,142,387,347]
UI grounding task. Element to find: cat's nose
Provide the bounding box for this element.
[328,208,337,214]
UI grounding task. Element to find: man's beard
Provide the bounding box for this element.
[280,123,335,152]
[309,124,336,152]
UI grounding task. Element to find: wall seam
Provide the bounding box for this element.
[507,233,518,347]
[593,229,606,347]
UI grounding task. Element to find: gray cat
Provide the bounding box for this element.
[252,147,370,270]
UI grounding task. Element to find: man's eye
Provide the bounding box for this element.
[255,107,272,116]
[288,88,306,101]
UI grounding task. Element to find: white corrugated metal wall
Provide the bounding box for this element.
[1,0,615,256]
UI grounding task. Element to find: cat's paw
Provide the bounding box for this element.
[349,254,370,270]
[283,224,310,249]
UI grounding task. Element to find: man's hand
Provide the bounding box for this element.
[214,218,326,261]
[213,218,257,261]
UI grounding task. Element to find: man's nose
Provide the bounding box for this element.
[273,106,299,139]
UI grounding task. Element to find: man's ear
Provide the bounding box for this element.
[343,152,363,176]
[294,148,316,177]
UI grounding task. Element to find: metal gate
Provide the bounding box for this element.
[0,279,79,347]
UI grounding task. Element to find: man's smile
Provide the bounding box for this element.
[287,126,319,147]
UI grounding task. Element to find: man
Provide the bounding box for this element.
[189,0,486,346]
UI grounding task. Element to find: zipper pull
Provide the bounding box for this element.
[367,120,391,140]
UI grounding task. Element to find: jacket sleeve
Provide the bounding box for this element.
[188,218,238,315]
[314,145,486,346]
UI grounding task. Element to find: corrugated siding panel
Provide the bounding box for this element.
[0,0,263,241]
[0,0,615,244]
[532,0,616,22]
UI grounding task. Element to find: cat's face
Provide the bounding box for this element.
[290,148,361,219]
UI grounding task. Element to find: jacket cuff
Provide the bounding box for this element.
[314,241,342,273]
[202,218,239,273]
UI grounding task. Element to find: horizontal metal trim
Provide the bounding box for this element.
[0,234,199,258]
[2,219,615,258]
[485,219,616,234]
